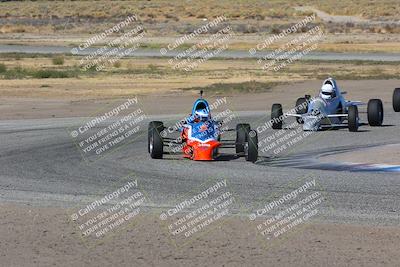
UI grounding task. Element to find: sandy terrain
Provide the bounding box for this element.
[1,203,399,267]
[2,33,400,53]
[295,7,369,24]
[0,79,398,120]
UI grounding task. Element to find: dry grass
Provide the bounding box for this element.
[1,0,398,21]
[304,0,400,19]
[0,0,399,35]
[213,41,400,53]
[0,1,399,54]
[1,1,399,54]
[0,55,398,99]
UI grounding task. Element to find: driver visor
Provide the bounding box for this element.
[321,91,333,96]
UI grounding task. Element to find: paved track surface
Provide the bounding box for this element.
[1,108,399,226]
[1,44,400,61]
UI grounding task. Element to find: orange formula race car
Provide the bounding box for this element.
[148,91,258,162]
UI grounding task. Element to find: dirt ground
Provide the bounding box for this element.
[2,0,400,53]
[2,33,400,53]
[0,79,398,120]
[1,203,399,267]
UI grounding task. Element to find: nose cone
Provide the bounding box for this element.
[303,116,320,131]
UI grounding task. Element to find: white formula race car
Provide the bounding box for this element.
[270,78,384,132]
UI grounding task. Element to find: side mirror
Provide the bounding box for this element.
[341,91,347,95]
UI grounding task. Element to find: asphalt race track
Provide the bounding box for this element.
[1,108,399,227]
[1,44,400,62]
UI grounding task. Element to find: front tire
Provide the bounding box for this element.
[236,123,250,154]
[148,122,164,159]
[271,103,283,129]
[348,105,359,132]
[245,130,258,163]
[148,121,164,153]
[367,99,384,126]
[393,88,400,112]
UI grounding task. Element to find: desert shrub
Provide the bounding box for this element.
[271,27,281,34]
[0,63,6,73]
[52,56,65,65]
[3,67,30,79]
[113,61,121,68]
[32,69,75,79]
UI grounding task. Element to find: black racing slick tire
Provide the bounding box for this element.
[367,99,384,126]
[245,130,258,163]
[348,105,359,132]
[148,121,164,158]
[236,123,250,154]
[148,121,164,153]
[271,103,283,129]
[393,88,400,112]
[295,97,308,124]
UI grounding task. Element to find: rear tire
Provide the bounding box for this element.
[295,97,308,124]
[348,105,359,132]
[245,130,258,163]
[393,88,400,112]
[236,123,250,154]
[367,99,384,126]
[271,104,283,129]
[148,121,164,158]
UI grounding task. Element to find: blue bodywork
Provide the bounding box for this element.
[188,121,218,142]
[183,98,219,142]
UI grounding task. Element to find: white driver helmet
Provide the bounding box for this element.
[320,84,335,100]
[195,109,210,121]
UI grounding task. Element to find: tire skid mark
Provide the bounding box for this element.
[257,143,400,173]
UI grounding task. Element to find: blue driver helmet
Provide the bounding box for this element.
[192,99,211,121]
